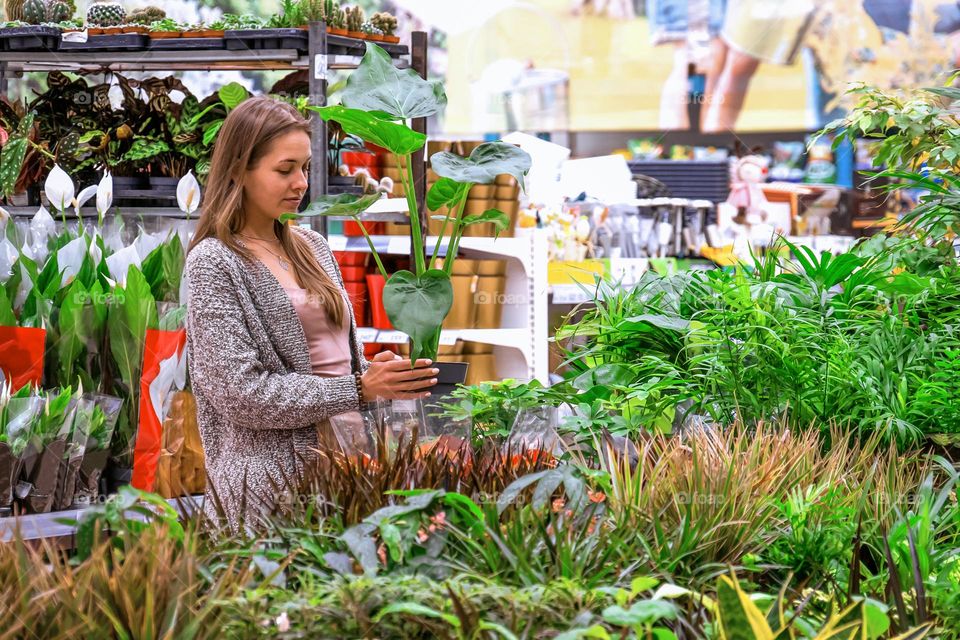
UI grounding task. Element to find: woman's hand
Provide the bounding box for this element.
[361,351,438,401]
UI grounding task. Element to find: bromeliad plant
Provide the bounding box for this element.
[284,43,531,362]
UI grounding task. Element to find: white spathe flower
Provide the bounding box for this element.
[88,230,102,266]
[134,230,165,261]
[176,171,201,214]
[56,236,87,288]
[105,243,142,287]
[44,164,75,213]
[97,171,113,216]
[75,184,98,217]
[0,237,17,284]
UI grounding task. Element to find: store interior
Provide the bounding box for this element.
[0,1,959,636]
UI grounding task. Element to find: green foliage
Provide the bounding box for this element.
[302,43,528,362]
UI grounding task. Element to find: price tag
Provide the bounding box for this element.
[552,285,591,305]
[356,328,378,343]
[314,54,328,80]
[327,235,347,251]
[377,330,409,344]
[387,236,409,254]
[438,331,458,346]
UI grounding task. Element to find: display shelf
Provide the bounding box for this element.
[0,494,203,548]
[327,233,538,273]
[355,233,549,382]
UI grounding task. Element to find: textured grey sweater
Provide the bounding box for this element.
[185,226,367,532]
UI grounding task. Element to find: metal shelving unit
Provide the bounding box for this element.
[0,24,428,233]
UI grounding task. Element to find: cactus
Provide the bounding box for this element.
[345,4,362,32]
[125,5,164,24]
[85,0,125,27]
[22,0,44,24]
[328,6,344,29]
[299,0,322,22]
[4,0,24,21]
[370,11,397,36]
[360,20,381,36]
[45,0,69,22]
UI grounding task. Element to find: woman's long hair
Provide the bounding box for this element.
[188,96,344,327]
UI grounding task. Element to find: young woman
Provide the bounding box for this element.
[185,96,437,532]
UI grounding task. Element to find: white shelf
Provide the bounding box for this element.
[326,233,537,274]
[345,232,549,383]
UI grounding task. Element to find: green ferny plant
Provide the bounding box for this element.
[287,43,531,363]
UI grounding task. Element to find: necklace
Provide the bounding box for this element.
[238,234,290,271]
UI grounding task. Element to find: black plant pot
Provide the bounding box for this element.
[431,362,469,397]
[102,465,132,496]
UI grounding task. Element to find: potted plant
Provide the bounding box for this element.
[328,7,347,36]
[182,21,207,38]
[370,11,399,44]
[120,22,147,34]
[345,4,363,39]
[206,18,226,37]
[148,18,181,39]
[124,5,164,33]
[285,44,531,391]
[361,20,383,42]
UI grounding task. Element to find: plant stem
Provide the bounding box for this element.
[429,184,468,272]
[443,191,471,276]
[29,140,55,161]
[402,151,426,275]
[352,217,389,279]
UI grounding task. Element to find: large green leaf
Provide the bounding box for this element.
[218,82,248,110]
[430,142,531,190]
[341,42,447,120]
[0,112,33,197]
[426,177,467,211]
[382,269,453,362]
[312,105,425,155]
[57,279,92,388]
[0,286,15,326]
[161,238,184,303]
[279,191,382,223]
[462,209,510,235]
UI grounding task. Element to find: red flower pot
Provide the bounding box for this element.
[335,251,368,267]
[343,221,384,237]
[366,273,393,330]
[343,281,368,327]
[339,266,367,282]
[341,150,380,180]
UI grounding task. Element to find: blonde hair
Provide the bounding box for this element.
[188,96,345,327]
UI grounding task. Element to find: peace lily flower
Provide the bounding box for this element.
[97,171,113,221]
[44,164,75,213]
[75,184,98,218]
[177,171,200,215]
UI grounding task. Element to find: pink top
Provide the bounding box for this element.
[284,287,352,377]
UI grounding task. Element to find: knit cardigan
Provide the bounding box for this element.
[185,226,367,532]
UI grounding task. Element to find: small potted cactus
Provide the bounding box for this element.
[371,11,398,44]
[5,0,64,49]
[182,21,208,38]
[86,0,125,34]
[328,7,347,36]
[123,5,163,34]
[344,4,363,39]
[206,17,226,38]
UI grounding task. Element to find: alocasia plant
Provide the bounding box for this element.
[284,43,532,363]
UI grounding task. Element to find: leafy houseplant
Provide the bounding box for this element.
[286,43,531,365]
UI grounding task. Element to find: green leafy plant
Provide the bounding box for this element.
[288,43,530,362]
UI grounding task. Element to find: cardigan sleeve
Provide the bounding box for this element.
[185,245,361,431]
